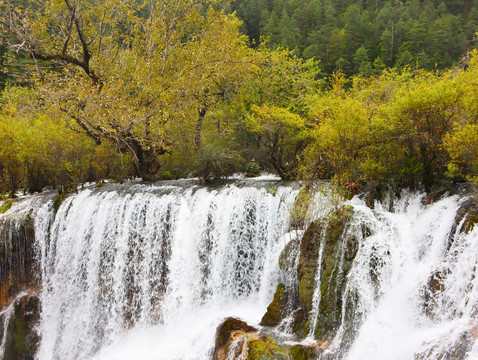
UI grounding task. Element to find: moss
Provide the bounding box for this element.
[297,221,322,310]
[11,296,40,357]
[288,345,315,360]
[53,192,67,212]
[247,338,314,360]
[0,199,13,214]
[247,338,287,360]
[260,283,287,327]
[296,206,358,340]
[278,239,299,272]
[157,171,174,180]
[464,214,478,233]
[292,306,309,336]
[314,207,353,339]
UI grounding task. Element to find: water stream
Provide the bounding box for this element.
[1,181,478,359]
[34,180,299,360]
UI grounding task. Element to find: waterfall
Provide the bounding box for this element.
[308,237,325,338]
[320,192,478,360]
[2,181,478,360]
[32,180,298,360]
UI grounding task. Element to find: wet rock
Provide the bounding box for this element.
[289,305,309,336]
[288,344,316,360]
[0,214,38,309]
[242,336,316,360]
[448,196,478,249]
[297,221,322,311]
[1,294,40,360]
[247,337,288,360]
[314,208,354,339]
[278,239,300,273]
[213,317,258,360]
[421,269,449,319]
[296,206,359,341]
[260,283,288,327]
[415,332,472,360]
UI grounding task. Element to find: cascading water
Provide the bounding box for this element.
[319,192,478,360]
[2,180,478,360]
[32,179,299,360]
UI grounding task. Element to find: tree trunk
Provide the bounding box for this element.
[194,106,207,152]
[129,142,163,181]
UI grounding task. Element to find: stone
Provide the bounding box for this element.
[260,283,287,327]
[213,317,258,360]
[1,294,40,360]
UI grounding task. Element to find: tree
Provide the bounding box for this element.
[0,0,253,180]
[245,104,310,179]
[0,86,129,195]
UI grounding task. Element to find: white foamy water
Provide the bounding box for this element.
[320,192,478,360]
[2,182,478,360]
[32,182,299,360]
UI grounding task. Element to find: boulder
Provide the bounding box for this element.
[260,283,287,327]
[213,317,257,360]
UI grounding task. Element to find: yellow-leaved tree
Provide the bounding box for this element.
[0,0,254,180]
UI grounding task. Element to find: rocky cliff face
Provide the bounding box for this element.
[0,195,52,360]
[0,213,37,309]
[0,294,41,360]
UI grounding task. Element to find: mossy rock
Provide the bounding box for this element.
[247,338,288,360]
[53,191,68,212]
[288,345,315,360]
[422,269,450,319]
[0,199,14,214]
[0,214,37,304]
[2,295,40,360]
[463,213,478,233]
[260,283,287,327]
[297,221,323,311]
[279,239,300,272]
[449,197,478,249]
[314,207,354,339]
[297,206,360,340]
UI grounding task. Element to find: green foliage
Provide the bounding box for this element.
[157,171,175,181]
[245,162,261,177]
[53,192,67,213]
[0,199,13,213]
[0,86,133,194]
[0,1,477,192]
[300,52,478,189]
[194,141,243,181]
[231,0,476,77]
[242,103,312,180]
[0,0,256,181]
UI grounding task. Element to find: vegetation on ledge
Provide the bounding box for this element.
[0,0,476,196]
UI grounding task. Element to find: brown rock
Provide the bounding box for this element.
[213,317,258,360]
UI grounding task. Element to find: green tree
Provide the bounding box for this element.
[245,104,310,179]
